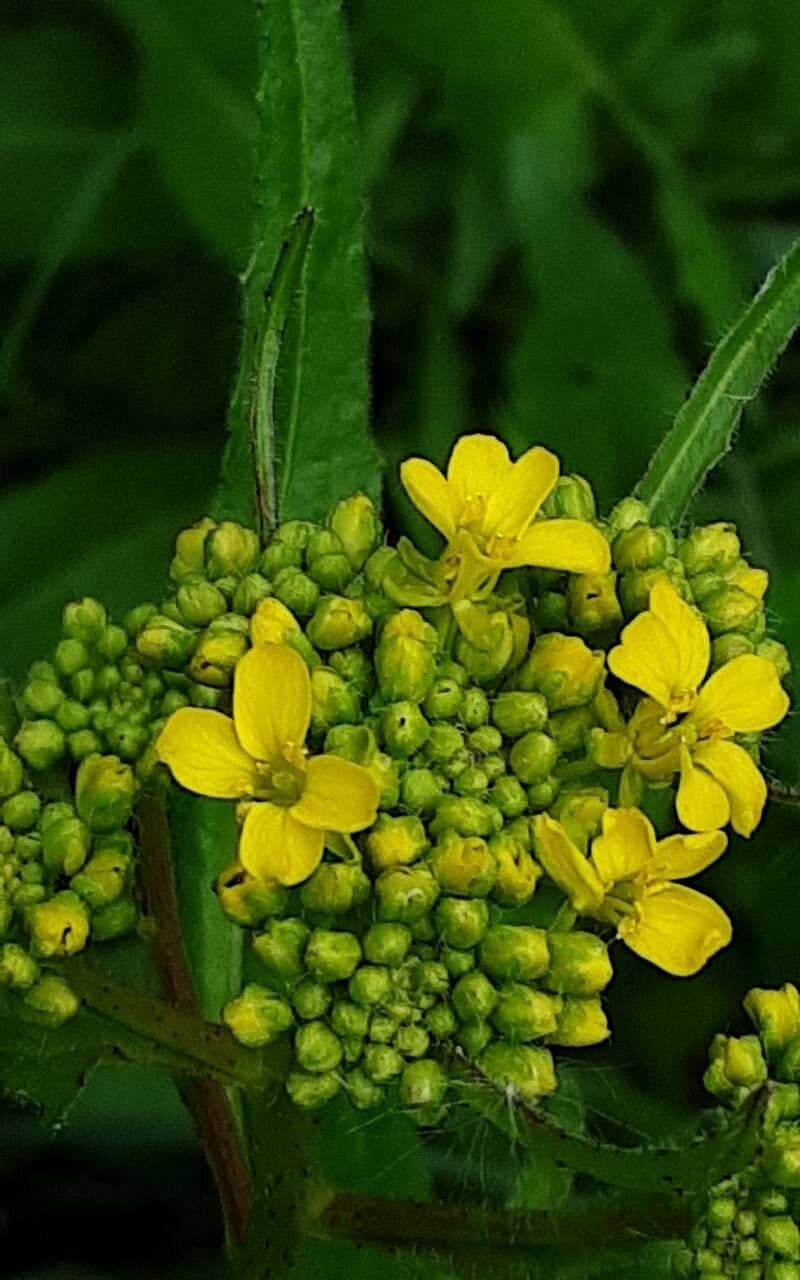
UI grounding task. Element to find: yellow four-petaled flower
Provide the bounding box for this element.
[400,433,610,600]
[533,808,731,976]
[609,580,789,836]
[157,644,379,886]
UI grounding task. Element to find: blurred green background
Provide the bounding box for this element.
[2,1,800,1275]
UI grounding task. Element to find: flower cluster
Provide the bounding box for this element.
[675,983,800,1279]
[0,434,790,1117]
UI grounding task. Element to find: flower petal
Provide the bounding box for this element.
[290,754,380,833]
[652,829,728,881]
[531,815,605,914]
[676,746,730,832]
[446,434,511,508]
[233,644,311,763]
[239,802,324,886]
[618,883,732,976]
[399,457,459,540]
[691,654,790,735]
[505,519,611,575]
[157,708,259,799]
[590,808,655,888]
[608,613,681,709]
[692,739,767,838]
[485,445,559,539]
[649,580,709,695]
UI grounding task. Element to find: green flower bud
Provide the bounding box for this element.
[292,980,331,1021]
[299,862,370,915]
[479,925,549,982]
[452,766,488,797]
[399,1059,447,1116]
[380,701,430,758]
[270,566,318,619]
[413,960,449,997]
[306,597,371,650]
[329,649,374,696]
[766,1263,800,1280]
[15,719,65,771]
[440,750,470,781]
[488,835,541,908]
[214,863,288,927]
[745,985,800,1059]
[621,567,677,617]
[68,729,103,762]
[612,525,673,572]
[542,474,596,520]
[203,522,259,580]
[327,493,380,569]
[456,617,514,685]
[704,1034,768,1102]
[364,924,411,967]
[295,1020,343,1072]
[759,1215,800,1259]
[778,1037,800,1083]
[40,801,74,833]
[345,1067,384,1111]
[135,614,197,670]
[72,849,131,908]
[69,667,95,702]
[41,814,90,876]
[395,1025,431,1061]
[680,523,740,576]
[260,541,303,581]
[547,996,609,1046]
[363,1043,404,1083]
[308,552,354,593]
[481,754,506,782]
[176,578,227,626]
[91,894,137,941]
[24,975,79,1026]
[423,723,465,763]
[0,943,38,989]
[349,965,393,1007]
[369,1012,399,1044]
[452,971,497,1022]
[96,624,127,663]
[759,1189,790,1214]
[429,797,499,839]
[368,751,401,809]
[533,590,569,633]
[400,768,444,816]
[222,985,293,1049]
[465,727,501,757]
[190,629,250,688]
[606,497,650,536]
[253,917,310,979]
[764,1129,800,1190]
[376,866,439,923]
[487,777,525,821]
[0,742,24,798]
[362,545,394,590]
[765,1083,800,1134]
[54,637,90,678]
[306,528,344,562]
[29,891,90,958]
[62,597,107,646]
[2,790,40,833]
[93,665,122,698]
[124,602,158,639]
[230,573,271,616]
[286,1070,340,1109]
[515,634,604,711]
[552,787,608,851]
[366,814,427,872]
[478,1043,557,1103]
[330,1000,370,1039]
[457,1021,493,1058]
[305,929,362,982]
[430,834,497,897]
[703,585,760,636]
[492,984,562,1040]
[309,667,360,733]
[460,687,490,729]
[490,692,546,739]
[424,676,462,720]
[757,639,791,682]
[544,932,613,996]
[376,611,437,703]
[509,731,558,784]
[549,706,595,755]
[23,677,64,719]
[435,897,489,949]
[426,1003,459,1039]
[567,572,623,638]
[75,755,136,832]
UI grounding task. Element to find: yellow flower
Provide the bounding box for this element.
[400,433,610,599]
[157,644,379,886]
[533,808,731,977]
[250,598,301,646]
[608,580,789,836]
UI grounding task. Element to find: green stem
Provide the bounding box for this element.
[314,1190,690,1252]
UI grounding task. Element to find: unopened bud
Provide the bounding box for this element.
[135,614,197,670]
[478,1043,557,1102]
[607,498,650,536]
[215,862,289,926]
[291,980,330,1021]
[430,834,497,897]
[491,691,547,739]
[452,970,497,1022]
[349,965,393,1007]
[460,686,489,728]
[488,777,526,821]
[41,814,90,876]
[361,1043,402,1083]
[479,925,549,982]
[0,742,24,798]
[252,917,310,979]
[375,610,437,702]
[203,522,259,579]
[703,585,761,636]
[376,866,439,923]
[549,996,609,1046]
[24,975,79,1026]
[759,1214,800,1259]
[270,566,318,619]
[300,862,370,914]
[23,677,64,719]
[567,572,623,638]
[552,787,608,852]
[429,797,499,839]
[435,897,489,949]
[424,723,465,763]
[92,894,137,941]
[455,618,513,685]
[745,985,800,1059]
[0,943,38,989]
[613,525,673,572]
[680,523,740,576]
[400,1058,448,1112]
[778,1037,800,1084]
[400,768,444,816]
[345,1068,384,1111]
[366,814,427,873]
[307,667,359,734]
[757,639,791,682]
[249,598,299,648]
[327,493,381,570]
[29,891,90,958]
[305,929,362,982]
[75,755,136,832]
[366,751,400,809]
[330,1000,370,1039]
[489,834,541,907]
[15,719,65,771]
[2,790,40,833]
[364,923,411,967]
[544,932,613,996]
[306,597,371,650]
[55,637,90,677]
[542,474,596,520]
[458,1021,493,1059]
[516,634,603,711]
[426,1002,459,1039]
[295,1020,343,1072]
[704,1034,767,1102]
[492,984,562,1040]
[380,701,430,757]
[765,1129,800,1190]
[176,578,227,626]
[308,552,355,593]
[223,985,293,1048]
[424,675,462,720]
[509,731,558,784]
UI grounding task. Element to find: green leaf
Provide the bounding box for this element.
[636,234,800,523]
[217,0,381,528]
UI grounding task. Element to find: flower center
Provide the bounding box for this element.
[253,743,307,806]
[458,493,488,533]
